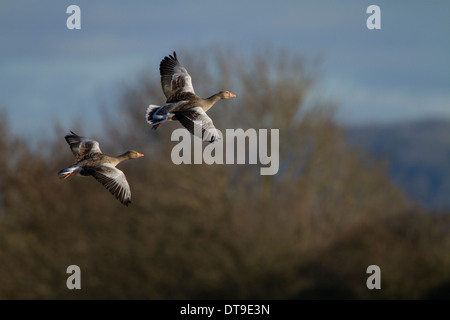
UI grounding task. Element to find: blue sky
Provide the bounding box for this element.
[1,1,449,139]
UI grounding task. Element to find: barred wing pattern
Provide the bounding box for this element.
[84,163,132,206]
[175,107,220,142]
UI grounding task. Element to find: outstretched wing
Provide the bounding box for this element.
[175,107,220,143]
[159,51,195,99]
[64,131,102,161]
[84,163,132,206]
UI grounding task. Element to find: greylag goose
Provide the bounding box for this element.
[58,131,144,206]
[146,51,236,142]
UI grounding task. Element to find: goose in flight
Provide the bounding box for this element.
[58,131,144,206]
[146,51,236,142]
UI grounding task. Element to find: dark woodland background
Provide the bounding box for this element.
[1,48,449,299]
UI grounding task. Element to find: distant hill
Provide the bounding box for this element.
[345,119,450,211]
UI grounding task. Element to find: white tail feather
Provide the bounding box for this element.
[146,104,161,124]
[58,166,82,179]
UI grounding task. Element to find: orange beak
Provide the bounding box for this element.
[229,92,236,98]
[137,152,144,157]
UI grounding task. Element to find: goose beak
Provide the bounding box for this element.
[229,92,236,98]
[137,152,144,157]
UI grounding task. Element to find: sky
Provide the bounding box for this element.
[1,0,449,140]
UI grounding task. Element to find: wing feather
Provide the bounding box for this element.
[84,163,132,206]
[64,131,102,161]
[175,107,220,142]
[160,51,195,99]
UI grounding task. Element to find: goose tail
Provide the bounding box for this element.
[58,166,81,180]
[146,104,170,130]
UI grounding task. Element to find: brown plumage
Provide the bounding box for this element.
[58,131,144,206]
[146,51,236,142]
